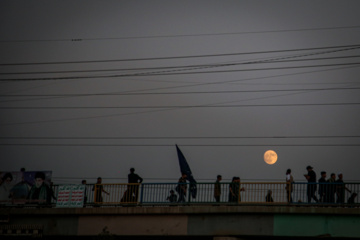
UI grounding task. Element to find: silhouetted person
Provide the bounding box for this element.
[326,173,336,203]
[177,173,187,203]
[304,166,319,203]
[285,169,294,203]
[228,177,244,203]
[166,190,177,203]
[93,177,109,205]
[318,171,327,203]
[214,175,222,202]
[347,193,357,204]
[127,168,143,202]
[49,181,57,202]
[265,190,274,202]
[82,180,87,206]
[336,173,351,204]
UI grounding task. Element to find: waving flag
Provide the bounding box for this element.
[176,144,197,198]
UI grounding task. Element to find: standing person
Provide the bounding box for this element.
[166,190,177,203]
[318,171,327,203]
[228,177,238,203]
[214,175,222,203]
[327,173,336,203]
[82,180,87,206]
[176,173,187,203]
[285,169,294,203]
[304,166,319,203]
[49,181,57,203]
[93,177,109,205]
[265,190,274,202]
[27,172,51,205]
[128,168,143,201]
[347,193,357,204]
[228,177,244,203]
[336,173,351,204]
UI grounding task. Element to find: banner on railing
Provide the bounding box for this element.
[56,185,85,208]
[0,171,52,204]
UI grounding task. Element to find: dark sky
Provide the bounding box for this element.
[1,0,360,183]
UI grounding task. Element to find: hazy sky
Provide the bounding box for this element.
[1,0,360,184]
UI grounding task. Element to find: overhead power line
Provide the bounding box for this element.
[1,65,359,105]
[2,55,360,76]
[1,44,359,82]
[1,136,359,140]
[1,44,359,66]
[1,143,359,147]
[1,102,359,109]
[2,62,360,82]
[1,25,359,43]
[1,86,359,98]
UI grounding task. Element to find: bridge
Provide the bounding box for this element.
[1,205,360,239]
[0,181,359,239]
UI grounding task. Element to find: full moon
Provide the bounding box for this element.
[264,150,278,165]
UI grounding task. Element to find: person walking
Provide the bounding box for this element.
[326,173,336,203]
[304,166,319,203]
[318,171,327,203]
[285,169,294,203]
[93,177,109,205]
[214,175,222,203]
[228,177,244,203]
[336,173,351,204]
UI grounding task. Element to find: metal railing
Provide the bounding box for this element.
[1,182,358,207]
[89,182,359,206]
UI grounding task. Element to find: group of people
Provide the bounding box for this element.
[169,167,357,204]
[173,173,246,203]
[286,166,357,204]
[90,168,143,205]
[173,173,245,203]
[2,166,357,205]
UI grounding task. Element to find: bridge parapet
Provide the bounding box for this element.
[1,206,360,239]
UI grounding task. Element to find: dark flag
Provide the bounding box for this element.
[176,144,197,198]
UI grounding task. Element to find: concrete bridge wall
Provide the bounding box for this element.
[1,206,360,239]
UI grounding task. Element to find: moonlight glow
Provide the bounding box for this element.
[264,150,278,165]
